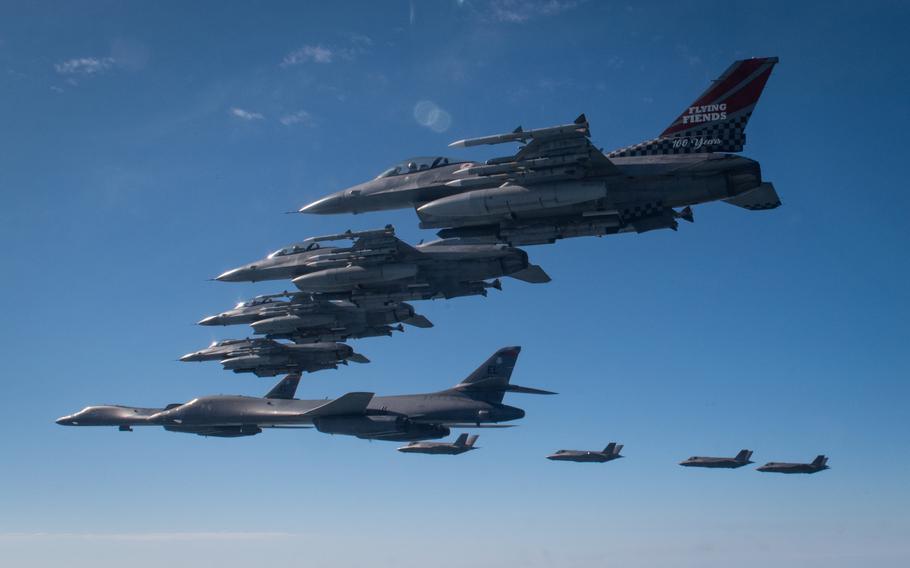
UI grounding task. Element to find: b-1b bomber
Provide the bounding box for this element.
[179,338,368,377]
[59,346,554,441]
[214,225,550,303]
[198,292,433,343]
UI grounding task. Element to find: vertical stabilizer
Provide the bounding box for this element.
[609,57,778,157]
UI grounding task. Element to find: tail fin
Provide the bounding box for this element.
[609,57,778,158]
[811,455,828,467]
[604,442,616,455]
[735,449,753,462]
[454,346,522,392]
[265,373,301,399]
[451,346,555,402]
[453,433,469,446]
[466,434,479,447]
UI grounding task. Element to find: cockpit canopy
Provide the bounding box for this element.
[375,156,459,179]
[235,296,277,309]
[267,242,321,259]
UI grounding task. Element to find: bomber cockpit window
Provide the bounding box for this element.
[375,156,455,179]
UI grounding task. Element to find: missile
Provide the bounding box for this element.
[251,314,337,335]
[292,263,418,292]
[417,182,608,220]
[448,115,589,148]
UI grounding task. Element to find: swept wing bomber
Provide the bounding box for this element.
[301,57,780,246]
[59,346,554,441]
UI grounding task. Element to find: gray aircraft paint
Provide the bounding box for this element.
[198,293,432,343]
[300,57,780,246]
[397,433,479,455]
[178,338,367,377]
[214,225,549,297]
[757,455,830,474]
[58,347,555,442]
[547,442,624,463]
[679,449,754,469]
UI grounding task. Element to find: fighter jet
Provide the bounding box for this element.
[213,226,550,299]
[178,338,368,377]
[757,455,830,474]
[397,433,479,455]
[546,442,624,463]
[301,156,475,215]
[58,346,555,441]
[198,292,432,343]
[679,449,754,469]
[301,57,780,246]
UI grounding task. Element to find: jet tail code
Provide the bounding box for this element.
[608,57,778,158]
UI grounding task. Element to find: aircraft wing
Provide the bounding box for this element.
[301,392,374,418]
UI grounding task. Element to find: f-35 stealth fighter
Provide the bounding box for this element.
[214,225,549,298]
[179,338,368,377]
[198,292,432,343]
[301,57,780,246]
[757,455,830,474]
[546,442,624,463]
[58,346,555,441]
[679,449,754,469]
[397,433,479,455]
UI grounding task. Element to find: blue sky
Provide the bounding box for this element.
[1,1,909,566]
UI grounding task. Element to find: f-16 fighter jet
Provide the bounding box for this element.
[397,433,479,455]
[679,449,754,469]
[178,338,368,377]
[757,455,830,474]
[197,292,432,343]
[214,226,550,298]
[301,57,780,246]
[546,442,624,463]
[58,346,555,441]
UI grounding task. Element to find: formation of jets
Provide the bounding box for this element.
[58,56,829,472]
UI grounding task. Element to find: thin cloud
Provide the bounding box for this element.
[282,45,334,66]
[54,57,115,75]
[281,35,371,67]
[279,110,315,126]
[488,0,584,23]
[229,107,265,121]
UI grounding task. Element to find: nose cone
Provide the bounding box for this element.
[215,267,249,282]
[197,315,222,326]
[299,191,347,215]
[55,415,72,425]
[180,352,203,362]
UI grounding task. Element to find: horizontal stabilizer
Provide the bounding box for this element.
[723,182,781,210]
[508,265,552,284]
[504,384,557,395]
[302,392,374,418]
[403,314,434,328]
[348,353,371,364]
